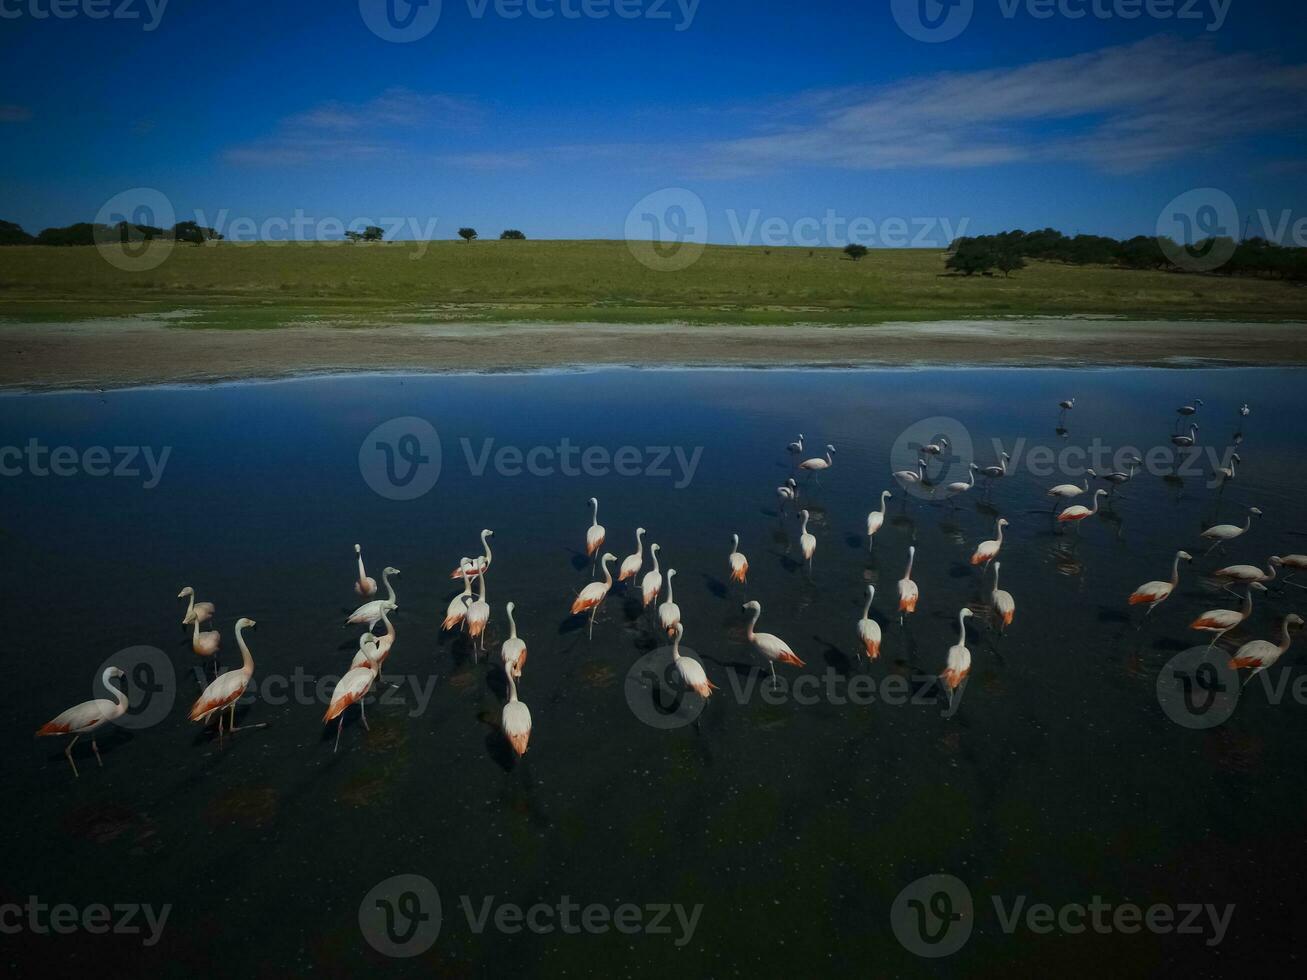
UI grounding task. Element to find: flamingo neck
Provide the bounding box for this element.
[731,533,738,553]
[104,669,128,709]
[1263,562,1277,583]
[357,551,368,582]
[800,513,809,534]
[880,491,890,514]
[481,531,493,565]
[745,606,760,639]
[649,549,660,575]
[477,572,487,601]
[862,590,873,618]
[1279,618,1294,653]
[992,566,1001,591]
[602,556,615,587]
[995,521,1004,544]
[183,591,195,618]
[192,617,201,642]
[636,529,644,555]
[590,499,599,527]
[1170,553,1183,587]
[666,574,675,603]
[905,550,915,578]
[672,632,682,661]
[380,609,395,642]
[382,569,396,603]
[235,625,255,675]
[1242,588,1256,619]
[506,669,519,704]
[956,612,968,645]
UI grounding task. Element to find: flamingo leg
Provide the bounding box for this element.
[334,716,344,753]
[64,735,81,777]
[588,603,598,640]
[361,698,370,731]
[92,738,102,768]
[769,661,778,690]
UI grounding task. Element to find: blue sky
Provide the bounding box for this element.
[1,0,1305,245]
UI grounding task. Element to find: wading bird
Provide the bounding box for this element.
[857,584,881,660]
[1177,398,1204,417]
[351,605,396,671]
[449,529,494,579]
[1059,398,1075,412]
[742,600,804,687]
[1057,488,1108,527]
[1201,507,1262,555]
[1230,615,1304,686]
[945,464,977,498]
[571,552,617,639]
[1047,473,1094,504]
[971,517,1008,566]
[898,545,919,620]
[443,561,474,631]
[178,586,214,626]
[1215,453,1240,483]
[777,478,799,510]
[1098,458,1141,491]
[502,664,531,757]
[1128,550,1192,614]
[585,498,606,562]
[619,527,646,583]
[191,614,220,663]
[1280,555,1307,588]
[991,562,1015,632]
[353,543,377,596]
[346,567,400,630]
[799,510,817,568]
[1212,556,1282,595]
[799,444,835,476]
[940,608,973,707]
[658,569,681,635]
[1172,423,1199,448]
[866,490,892,549]
[36,666,128,776]
[728,534,748,584]
[324,636,379,752]
[1189,583,1267,648]
[500,601,527,678]
[189,618,264,743]
[641,543,663,608]
[787,434,804,458]
[893,459,927,487]
[465,568,491,652]
[671,623,716,698]
[923,436,949,456]
[979,452,1011,481]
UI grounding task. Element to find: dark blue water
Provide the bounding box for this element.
[2,367,1306,976]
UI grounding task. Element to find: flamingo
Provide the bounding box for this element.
[742,599,804,687]
[857,584,881,660]
[502,664,531,757]
[671,623,716,698]
[728,533,749,584]
[799,444,835,475]
[939,608,973,707]
[979,452,1011,481]
[1212,557,1282,596]
[1201,507,1262,555]
[898,545,919,621]
[465,567,491,652]
[1059,398,1075,413]
[352,604,396,671]
[1239,403,1250,417]
[189,618,264,742]
[866,490,892,549]
[324,636,380,752]
[1099,457,1141,492]
[1128,550,1192,614]
[1189,583,1267,648]
[922,436,950,456]
[36,666,128,776]
[178,586,214,626]
[346,567,400,630]
[991,562,1015,632]
[443,560,474,631]
[353,543,377,596]
[1177,398,1204,417]
[970,517,1008,566]
[658,568,682,636]
[893,459,927,487]
[585,497,606,562]
[787,433,804,458]
[1172,423,1198,448]
[1057,488,1107,526]
[619,527,646,583]
[945,464,977,497]
[1230,615,1304,685]
[1280,555,1307,588]
[1047,473,1094,502]
[1215,453,1240,483]
[798,510,816,568]
[500,601,527,678]
[641,543,663,608]
[449,528,494,579]
[191,614,220,660]
[571,552,617,639]
[777,478,799,510]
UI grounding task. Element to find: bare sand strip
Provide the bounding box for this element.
[2,318,1305,390]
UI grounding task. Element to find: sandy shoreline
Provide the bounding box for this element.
[2,317,1306,390]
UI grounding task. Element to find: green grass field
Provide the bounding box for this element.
[1,240,1304,328]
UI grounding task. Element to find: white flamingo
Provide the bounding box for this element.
[178,586,214,626]
[36,666,128,776]
[856,584,881,661]
[898,545,919,622]
[502,664,531,757]
[641,543,663,608]
[658,569,682,636]
[866,490,891,550]
[324,636,379,752]
[346,567,400,630]
[991,562,1015,633]
[798,510,816,568]
[940,608,973,707]
[500,601,527,678]
[619,527,646,583]
[1190,583,1267,648]
[572,552,617,639]
[671,623,715,698]
[728,533,749,584]
[742,599,804,687]
[1128,550,1192,615]
[353,543,377,596]
[189,618,264,742]
[443,560,475,631]
[585,497,606,564]
[1201,507,1262,555]
[1230,615,1304,686]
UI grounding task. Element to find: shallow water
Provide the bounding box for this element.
[3,367,1306,975]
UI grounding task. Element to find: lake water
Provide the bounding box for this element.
[3,366,1306,975]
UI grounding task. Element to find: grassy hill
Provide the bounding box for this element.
[1,239,1304,328]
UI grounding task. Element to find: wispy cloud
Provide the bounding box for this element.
[0,104,32,123]
[701,37,1307,175]
[224,88,479,166]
